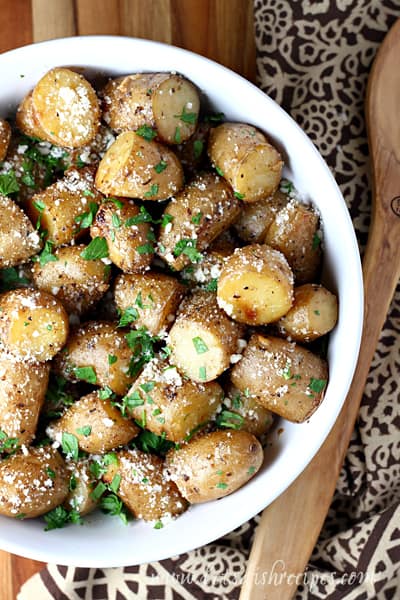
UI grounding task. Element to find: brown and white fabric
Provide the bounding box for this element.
[19,1,400,598]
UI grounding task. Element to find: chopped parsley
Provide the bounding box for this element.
[234,191,245,200]
[215,165,224,177]
[160,213,173,228]
[108,197,124,209]
[308,378,327,394]
[216,482,228,490]
[191,211,202,225]
[154,160,167,173]
[144,183,159,198]
[61,432,79,461]
[76,425,92,437]
[0,170,20,196]
[204,278,218,292]
[74,202,98,230]
[154,520,164,529]
[204,112,224,123]
[247,466,256,475]
[133,430,174,455]
[80,237,109,260]
[46,467,56,479]
[216,409,244,430]
[98,386,115,400]
[44,506,82,531]
[175,106,198,124]
[174,127,181,144]
[124,206,153,226]
[192,336,209,354]
[108,354,118,365]
[312,232,321,250]
[193,139,204,159]
[136,242,154,255]
[34,240,58,266]
[173,238,202,263]
[280,179,294,194]
[125,327,159,378]
[99,493,130,525]
[118,306,139,327]
[73,366,97,384]
[136,125,157,141]
[198,366,207,381]
[0,267,29,292]
[0,430,19,453]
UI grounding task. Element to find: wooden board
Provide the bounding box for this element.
[0,1,255,598]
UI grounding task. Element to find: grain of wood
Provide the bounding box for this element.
[32,0,76,41]
[0,0,32,53]
[75,0,121,35]
[240,18,400,600]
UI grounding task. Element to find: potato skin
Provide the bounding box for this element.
[31,67,100,148]
[0,288,69,362]
[208,122,283,203]
[114,271,186,335]
[90,200,153,274]
[222,383,274,438]
[16,92,47,140]
[230,334,328,423]
[102,73,200,145]
[0,350,50,450]
[169,291,244,383]
[54,321,135,396]
[233,189,288,243]
[95,131,184,200]
[166,430,263,503]
[124,359,223,442]
[0,118,11,161]
[26,166,103,247]
[32,244,111,315]
[0,446,69,518]
[0,195,42,268]
[277,284,338,342]
[64,460,97,516]
[158,172,241,271]
[103,449,188,521]
[217,244,294,325]
[47,391,138,454]
[265,201,321,284]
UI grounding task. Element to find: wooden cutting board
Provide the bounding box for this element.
[0,1,255,598]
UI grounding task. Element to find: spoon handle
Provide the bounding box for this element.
[240,18,400,600]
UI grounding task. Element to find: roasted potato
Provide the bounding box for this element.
[114,271,186,335]
[54,321,135,396]
[64,460,97,516]
[16,92,47,140]
[0,446,69,518]
[90,199,153,274]
[0,195,41,268]
[32,244,111,315]
[231,334,328,423]
[25,166,103,246]
[233,189,288,243]
[102,72,200,144]
[47,391,138,454]
[123,359,223,442]
[30,67,100,148]
[0,350,50,450]
[0,288,69,361]
[95,131,184,200]
[0,118,11,160]
[277,284,338,342]
[103,448,187,521]
[264,200,321,283]
[158,172,241,271]
[217,244,294,325]
[166,429,263,503]
[169,291,244,383]
[208,122,283,203]
[221,382,274,438]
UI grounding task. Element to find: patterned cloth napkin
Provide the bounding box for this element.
[18,2,400,598]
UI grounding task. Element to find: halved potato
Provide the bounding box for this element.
[54,321,135,396]
[102,72,200,144]
[158,172,241,271]
[114,271,185,335]
[123,359,223,441]
[64,461,97,516]
[95,131,184,200]
[208,122,283,202]
[0,288,69,361]
[103,448,188,521]
[166,429,263,503]
[222,382,274,438]
[230,334,328,423]
[169,291,244,382]
[277,284,338,342]
[47,391,139,454]
[26,166,103,246]
[265,200,321,284]
[0,447,69,519]
[0,195,41,268]
[0,350,50,450]
[90,199,153,274]
[16,92,47,140]
[31,67,100,148]
[217,244,294,325]
[0,118,11,160]
[32,244,111,315]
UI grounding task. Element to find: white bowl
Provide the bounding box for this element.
[0,36,363,567]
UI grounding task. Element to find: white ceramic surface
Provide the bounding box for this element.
[0,36,363,567]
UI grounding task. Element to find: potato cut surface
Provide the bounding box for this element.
[32,67,100,148]
[0,195,41,268]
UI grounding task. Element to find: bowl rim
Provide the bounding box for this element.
[0,35,364,567]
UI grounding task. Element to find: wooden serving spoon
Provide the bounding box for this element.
[240,18,400,600]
